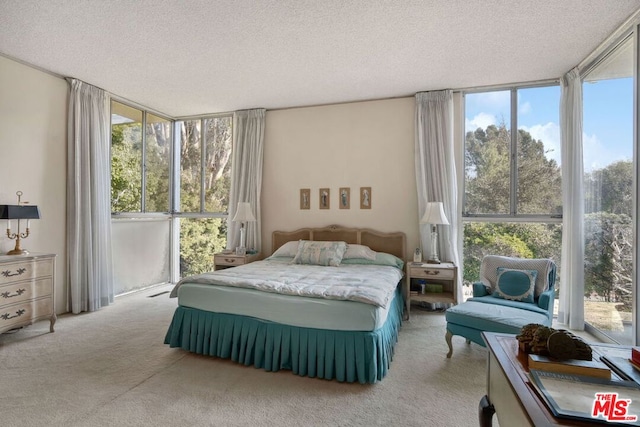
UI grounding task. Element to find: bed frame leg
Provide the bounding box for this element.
[445,330,453,358]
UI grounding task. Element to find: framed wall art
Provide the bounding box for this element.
[339,187,350,209]
[319,188,330,209]
[300,188,310,210]
[360,187,371,209]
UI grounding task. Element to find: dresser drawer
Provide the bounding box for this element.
[0,278,53,307]
[0,258,54,286]
[214,254,245,267]
[0,297,53,331]
[410,267,455,280]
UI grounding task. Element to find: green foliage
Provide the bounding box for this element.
[585,160,633,216]
[176,118,233,275]
[464,122,633,318]
[179,218,227,276]
[464,123,562,215]
[111,124,142,212]
[584,212,632,308]
[111,112,233,278]
[463,124,563,288]
[463,222,561,286]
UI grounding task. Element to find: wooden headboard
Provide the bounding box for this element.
[272,225,406,261]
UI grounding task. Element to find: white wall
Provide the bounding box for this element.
[0,55,68,314]
[262,97,420,257]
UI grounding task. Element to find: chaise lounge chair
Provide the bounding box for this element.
[444,255,557,358]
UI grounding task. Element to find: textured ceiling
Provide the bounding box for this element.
[1,1,639,117]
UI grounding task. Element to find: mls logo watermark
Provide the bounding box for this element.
[592,393,638,423]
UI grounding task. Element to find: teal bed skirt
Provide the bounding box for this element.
[164,288,403,384]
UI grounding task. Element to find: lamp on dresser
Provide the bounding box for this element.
[231,202,256,255]
[0,191,41,255]
[420,201,449,264]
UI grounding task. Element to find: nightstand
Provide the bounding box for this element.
[213,252,260,270]
[404,261,457,319]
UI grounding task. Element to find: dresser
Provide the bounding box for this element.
[0,253,56,334]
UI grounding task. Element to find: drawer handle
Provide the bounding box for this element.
[224,258,237,263]
[423,270,440,275]
[1,267,27,278]
[1,308,26,320]
[1,288,26,299]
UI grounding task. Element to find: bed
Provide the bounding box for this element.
[164,225,406,384]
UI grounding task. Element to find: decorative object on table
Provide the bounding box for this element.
[231,202,256,256]
[413,247,422,263]
[516,323,593,360]
[360,187,371,209]
[339,187,350,209]
[420,201,449,264]
[319,188,330,209]
[0,191,41,255]
[299,188,310,210]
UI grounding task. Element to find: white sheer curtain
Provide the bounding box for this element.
[67,79,114,313]
[558,68,585,330]
[228,109,265,252]
[415,90,462,303]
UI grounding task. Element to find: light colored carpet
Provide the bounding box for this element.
[1,285,490,426]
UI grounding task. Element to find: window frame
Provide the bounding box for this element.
[462,82,563,225]
[173,113,234,217]
[110,99,174,217]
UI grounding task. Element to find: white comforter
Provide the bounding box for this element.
[170,259,403,308]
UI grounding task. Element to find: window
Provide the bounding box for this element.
[110,101,173,295]
[582,34,634,344]
[177,116,233,276]
[110,101,171,213]
[110,103,235,285]
[111,102,143,212]
[463,86,562,300]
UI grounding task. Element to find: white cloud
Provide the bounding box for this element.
[465,112,496,133]
[519,101,532,115]
[518,126,631,171]
[522,122,560,165]
[582,132,631,172]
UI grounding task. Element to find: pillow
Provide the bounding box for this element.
[340,252,404,270]
[493,268,537,303]
[292,240,347,266]
[343,244,377,260]
[270,240,300,258]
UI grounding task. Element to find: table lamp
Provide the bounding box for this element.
[420,201,449,264]
[0,191,41,255]
[232,202,256,255]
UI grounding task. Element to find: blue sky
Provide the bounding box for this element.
[464,78,633,172]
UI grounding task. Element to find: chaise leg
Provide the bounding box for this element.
[445,330,453,358]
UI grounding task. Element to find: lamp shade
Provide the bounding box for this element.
[420,202,449,225]
[0,205,40,220]
[232,202,256,222]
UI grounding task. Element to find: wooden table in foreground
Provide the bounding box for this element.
[481,331,633,426]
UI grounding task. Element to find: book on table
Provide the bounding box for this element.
[529,369,640,425]
[601,355,640,385]
[528,353,612,379]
